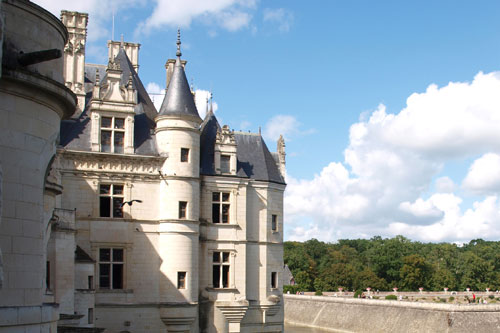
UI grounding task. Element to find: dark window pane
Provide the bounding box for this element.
[112,198,123,218]
[101,131,111,152]
[99,248,110,261]
[222,204,229,223]
[212,204,220,223]
[272,215,277,231]
[114,118,124,129]
[113,185,123,195]
[213,252,220,263]
[101,117,112,128]
[212,192,220,202]
[114,132,124,153]
[180,148,189,162]
[100,197,111,217]
[222,252,230,263]
[178,272,186,289]
[99,264,110,288]
[213,265,220,288]
[222,193,230,202]
[100,185,110,195]
[179,201,187,219]
[221,155,230,173]
[222,265,229,288]
[113,249,123,262]
[271,272,277,288]
[112,264,123,289]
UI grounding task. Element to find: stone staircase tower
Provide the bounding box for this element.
[154,31,202,332]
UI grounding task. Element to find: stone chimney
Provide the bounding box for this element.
[107,40,140,72]
[60,10,88,115]
[165,58,187,91]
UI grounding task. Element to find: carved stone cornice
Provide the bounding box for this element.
[58,149,166,181]
[216,300,249,332]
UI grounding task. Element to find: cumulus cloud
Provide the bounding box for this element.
[263,8,294,32]
[146,83,216,119]
[286,71,500,243]
[33,0,143,41]
[263,114,314,142]
[462,153,500,194]
[135,0,257,36]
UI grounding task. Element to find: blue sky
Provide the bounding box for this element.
[36,0,500,243]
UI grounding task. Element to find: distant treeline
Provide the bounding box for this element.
[284,236,500,292]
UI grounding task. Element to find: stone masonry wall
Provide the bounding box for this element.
[284,294,500,333]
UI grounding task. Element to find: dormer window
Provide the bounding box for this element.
[101,116,125,153]
[220,155,230,173]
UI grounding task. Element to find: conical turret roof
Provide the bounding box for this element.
[158,30,201,121]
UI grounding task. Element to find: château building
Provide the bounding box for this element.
[51,9,286,333]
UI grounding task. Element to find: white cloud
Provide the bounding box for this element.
[263,8,294,32]
[435,176,456,193]
[146,83,216,119]
[136,0,256,35]
[463,153,500,194]
[32,0,143,41]
[263,114,314,142]
[286,71,500,243]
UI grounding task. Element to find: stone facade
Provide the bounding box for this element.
[50,11,286,333]
[0,0,76,332]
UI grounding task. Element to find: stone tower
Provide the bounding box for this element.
[60,10,88,114]
[154,31,202,332]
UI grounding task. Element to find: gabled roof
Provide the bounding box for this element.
[199,112,285,185]
[59,49,158,156]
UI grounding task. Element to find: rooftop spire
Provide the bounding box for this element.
[176,28,182,58]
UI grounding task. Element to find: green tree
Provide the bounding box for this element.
[400,254,431,290]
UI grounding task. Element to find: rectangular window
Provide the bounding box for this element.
[213,251,230,288]
[180,148,189,162]
[221,155,230,173]
[99,184,124,218]
[272,214,278,232]
[177,272,187,289]
[212,192,230,223]
[101,116,125,153]
[99,248,124,289]
[179,201,187,219]
[88,276,94,290]
[88,308,94,324]
[46,261,50,290]
[271,272,278,289]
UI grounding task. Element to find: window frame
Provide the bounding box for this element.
[220,154,231,173]
[180,148,190,162]
[271,271,278,289]
[177,271,187,289]
[212,191,230,224]
[212,251,231,289]
[271,214,278,232]
[179,201,188,219]
[99,184,124,218]
[100,116,125,153]
[98,247,124,290]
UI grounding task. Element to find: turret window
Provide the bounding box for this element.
[180,148,189,162]
[179,201,187,219]
[212,192,230,223]
[272,214,278,232]
[101,116,125,153]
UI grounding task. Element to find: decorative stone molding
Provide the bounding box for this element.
[215,125,237,175]
[216,300,249,333]
[277,134,286,179]
[58,150,166,181]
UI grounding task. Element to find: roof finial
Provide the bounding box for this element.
[120,34,124,48]
[176,28,182,58]
[209,91,214,113]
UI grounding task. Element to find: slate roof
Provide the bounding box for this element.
[75,245,94,263]
[59,49,158,156]
[158,56,201,121]
[200,111,285,185]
